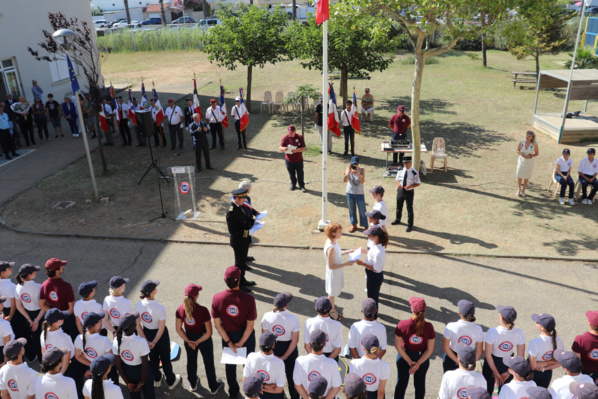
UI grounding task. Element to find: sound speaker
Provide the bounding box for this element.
[136,110,155,137]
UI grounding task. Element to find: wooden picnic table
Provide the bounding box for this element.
[512,71,537,88]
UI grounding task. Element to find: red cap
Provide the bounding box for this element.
[210,99,216,103]
[397,105,405,113]
[168,99,174,103]
[586,310,598,326]
[45,258,67,271]
[288,125,296,133]
[224,266,241,281]
[184,284,202,297]
[409,297,426,313]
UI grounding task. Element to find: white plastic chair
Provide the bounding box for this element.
[546,165,559,199]
[261,91,273,113]
[272,91,286,113]
[429,137,448,172]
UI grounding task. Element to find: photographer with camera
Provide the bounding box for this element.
[344,155,367,233]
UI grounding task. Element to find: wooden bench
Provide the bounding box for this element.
[512,71,537,88]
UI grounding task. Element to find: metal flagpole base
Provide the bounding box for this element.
[317,219,330,231]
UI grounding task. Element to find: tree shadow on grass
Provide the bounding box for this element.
[541,235,598,257]
[413,227,498,249]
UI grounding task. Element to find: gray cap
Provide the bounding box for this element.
[259,331,277,347]
[315,296,332,314]
[363,225,384,237]
[570,382,598,399]
[344,373,366,396]
[527,387,553,399]
[308,375,328,397]
[504,356,530,376]
[243,373,264,396]
[42,347,68,364]
[109,276,129,289]
[18,264,40,276]
[365,210,386,220]
[140,280,160,294]
[466,386,490,399]
[497,305,517,322]
[3,338,27,359]
[458,299,475,316]
[45,308,69,324]
[120,312,139,330]
[531,313,555,331]
[455,343,476,365]
[554,350,582,372]
[361,298,377,317]
[362,334,379,352]
[90,354,115,375]
[274,292,292,309]
[309,329,327,345]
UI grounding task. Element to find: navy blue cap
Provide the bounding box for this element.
[587,148,596,154]
[83,312,105,328]
[497,305,517,322]
[308,375,328,397]
[45,308,69,324]
[18,264,40,276]
[455,343,476,364]
[309,329,327,345]
[120,312,139,330]
[527,387,552,399]
[259,331,277,347]
[458,300,475,316]
[243,373,264,396]
[109,276,129,289]
[532,313,555,331]
[563,149,571,154]
[315,297,332,313]
[504,356,531,376]
[274,292,292,308]
[344,373,366,396]
[42,347,68,363]
[90,354,115,375]
[0,296,7,304]
[140,280,160,294]
[363,225,384,237]
[3,338,27,358]
[466,386,490,399]
[350,155,360,164]
[78,280,98,297]
[362,334,379,352]
[0,261,14,273]
[232,188,248,197]
[365,210,386,220]
[570,382,598,399]
[368,185,385,195]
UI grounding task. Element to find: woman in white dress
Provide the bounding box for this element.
[516,131,539,197]
[323,223,355,321]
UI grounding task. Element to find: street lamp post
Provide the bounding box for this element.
[52,29,99,200]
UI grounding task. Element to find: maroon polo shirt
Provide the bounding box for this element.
[176,303,211,334]
[39,278,75,311]
[211,289,257,332]
[389,113,411,135]
[394,317,436,352]
[280,133,305,163]
[572,331,598,371]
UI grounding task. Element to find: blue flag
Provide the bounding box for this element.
[67,54,80,94]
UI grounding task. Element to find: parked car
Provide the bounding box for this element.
[171,16,196,24]
[108,18,127,28]
[193,18,222,29]
[93,19,108,28]
[142,17,162,25]
[112,20,141,29]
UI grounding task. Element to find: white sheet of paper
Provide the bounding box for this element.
[221,347,247,364]
[286,144,297,154]
[349,248,362,261]
[255,210,267,220]
[249,220,264,235]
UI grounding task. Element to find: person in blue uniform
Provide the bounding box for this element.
[226,188,256,292]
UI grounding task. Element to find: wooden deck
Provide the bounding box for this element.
[532,113,598,143]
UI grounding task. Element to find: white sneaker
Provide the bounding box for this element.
[569,198,575,205]
[582,199,589,205]
[559,197,565,205]
[169,374,182,390]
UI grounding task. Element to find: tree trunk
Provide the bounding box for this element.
[160,0,167,26]
[340,65,348,104]
[481,11,487,68]
[411,35,426,169]
[535,49,540,76]
[300,95,305,135]
[124,0,131,24]
[203,0,209,18]
[292,0,297,20]
[95,118,108,174]
[246,65,253,113]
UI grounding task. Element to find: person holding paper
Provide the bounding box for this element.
[356,225,388,307]
[211,266,257,399]
[238,180,260,265]
[243,332,286,399]
[227,188,257,292]
[323,223,356,321]
[279,125,307,192]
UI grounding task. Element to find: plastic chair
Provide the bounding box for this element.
[261,91,273,113]
[272,91,286,113]
[546,165,559,199]
[286,92,298,111]
[429,137,448,172]
[311,92,321,111]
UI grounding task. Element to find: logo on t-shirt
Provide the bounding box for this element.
[409,335,423,345]
[45,344,54,350]
[498,341,513,352]
[362,373,377,385]
[20,293,31,303]
[49,291,59,301]
[7,379,18,391]
[226,305,239,317]
[307,370,322,381]
[184,317,196,326]
[273,325,286,336]
[45,393,59,399]
[80,312,88,321]
[110,308,121,319]
[541,351,554,361]
[257,370,270,382]
[588,349,598,360]
[457,336,472,346]
[141,312,153,323]
[86,347,98,359]
[457,388,469,399]
[121,350,134,362]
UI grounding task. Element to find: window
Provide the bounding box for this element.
[49,57,78,83]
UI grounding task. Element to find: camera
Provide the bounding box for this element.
[351,165,357,170]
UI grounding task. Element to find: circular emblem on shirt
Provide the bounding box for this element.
[457,388,469,399]
[179,181,191,195]
[8,379,18,391]
[49,291,59,301]
[86,347,98,359]
[141,312,153,323]
[409,335,423,345]
[45,344,54,350]
[45,393,59,399]
[184,317,196,326]
[541,351,554,361]
[20,293,31,303]
[402,119,405,122]
[362,373,377,385]
[257,370,270,382]
[110,308,121,319]
[81,312,88,321]
[272,325,286,336]
[307,370,321,381]
[457,335,472,346]
[588,349,598,360]
[226,305,239,317]
[121,350,134,362]
[498,341,513,352]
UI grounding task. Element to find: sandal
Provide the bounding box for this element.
[330,308,342,321]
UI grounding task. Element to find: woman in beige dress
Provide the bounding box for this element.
[516,131,539,197]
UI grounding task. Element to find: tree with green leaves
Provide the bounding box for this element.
[284,84,320,135]
[350,0,515,167]
[205,4,289,112]
[287,3,397,103]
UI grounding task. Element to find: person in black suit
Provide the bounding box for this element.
[189,113,212,172]
[226,188,256,292]
[184,98,196,149]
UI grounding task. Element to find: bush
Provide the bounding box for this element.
[96,28,210,53]
[400,56,440,65]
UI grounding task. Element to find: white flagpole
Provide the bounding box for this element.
[318,19,329,230]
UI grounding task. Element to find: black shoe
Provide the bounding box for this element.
[196,167,202,172]
[136,144,142,147]
[300,187,306,192]
[5,155,12,160]
[406,226,413,232]
[391,219,401,225]
[207,166,214,170]
[246,256,255,262]
[122,143,127,146]
[91,134,97,139]
[170,147,175,150]
[128,142,132,146]
[343,151,348,156]
[237,146,242,150]
[11,153,19,157]
[328,150,332,155]
[209,146,215,149]
[290,185,296,191]
[241,280,256,286]
[245,265,253,271]
[240,286,252,293]
[210,380,224,395]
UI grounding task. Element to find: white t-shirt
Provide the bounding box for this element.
[243,352,286,387]
[372,200,388,228]
[578,157,598,176]
[40,329,74,358]
[74,299,103,325]
[365,244,385,273]
[0,319,14,343]
[261,310,301,342]
[293,353,341,395]
[527,335,564,361]
[556,156,573,174]
[134,299,167,330]
[443,320,484,351]
[349,357,390,392]
[34,373,77,399]
[112,334,150,366]
[438,369,487,399]
[498,380,537,399]
[549,373,595,399]
[0,362,37,399]
[15,281,41,312]
[74,333,113,362]
[165,105,183,126]
[82,378,124,399]
[303,316,343,354]
[348,320,387,358]
[103,295,132,327]
[0,279,16,309]
[485,326,526,358]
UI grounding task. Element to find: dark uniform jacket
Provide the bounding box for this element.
[226,201,255,238]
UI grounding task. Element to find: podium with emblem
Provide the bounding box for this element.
[169,166,200,220]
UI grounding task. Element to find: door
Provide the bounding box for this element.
[0,58,23,99]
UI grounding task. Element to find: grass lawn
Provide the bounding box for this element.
[4,49,598,258]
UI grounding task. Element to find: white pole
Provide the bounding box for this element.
[73,88,99,200]
[318,19,329,230]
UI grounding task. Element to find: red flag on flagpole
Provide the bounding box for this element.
[351,90,361,134]
[152,88,164,126]
[99,111,109,132]
[219,85,229,129]
[128,88,137,126]
[193,79,203,120]
[328,83,341,137]
[239,88,249,132]
[110,85,120,126]
[315,0,329,26]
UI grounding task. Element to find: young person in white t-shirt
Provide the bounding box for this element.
[555,149,575,205]
[349,334,389,399]
[74,280,103,334]
[75,312,114,385]
[482,306,526,394]
[82,353,124,399]
[364,211,385,250]
[303,298,343,359]
[102,276,132,337]
[498,356,537,399]
[15,263,44,363]
[438,344,486,399]
[0,297,15,365]
[549,350,595,399]
[0,338,37,398]
[243,331,286,399]
[134,280,181,390]
[348,299,387,360]
[356,225,388,308]
[35,347,77,399]
[443,300,484,372]
[0,262,17,322]
[368,186,387,231]
[528,313,563,388]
